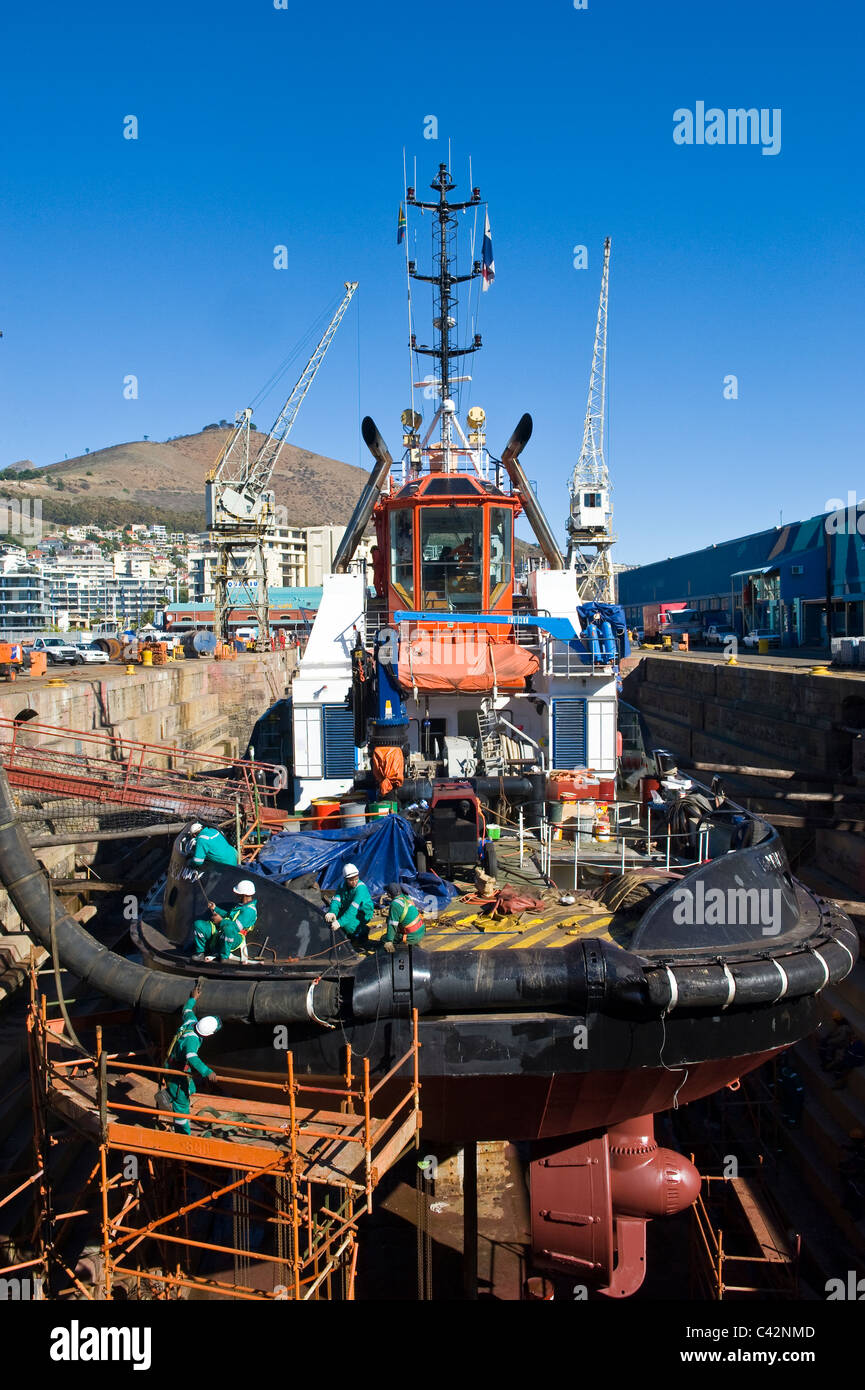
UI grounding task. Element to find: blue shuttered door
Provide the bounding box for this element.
[552,698,587,768]
[322,705,356,777]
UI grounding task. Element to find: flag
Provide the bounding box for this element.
[481,211,495,290]
[397,202,406,244]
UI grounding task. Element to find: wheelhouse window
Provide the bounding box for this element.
[420,507,484,612]
[489,507,512,605]
[390,510,414,607]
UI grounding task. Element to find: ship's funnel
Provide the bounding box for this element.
[361,415,393,467]
[499,413,564,570]
[501,412,533,462]
[332,416,394,574]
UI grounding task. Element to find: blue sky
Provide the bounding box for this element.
[1,0,862,563]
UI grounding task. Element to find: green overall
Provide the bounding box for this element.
[164,997,214,1134]
[191,827,239,867]
[215,900,258,960]
[329,881,374,943]
[384,894,426,945]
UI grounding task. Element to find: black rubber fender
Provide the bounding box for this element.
[0,766,340,1026]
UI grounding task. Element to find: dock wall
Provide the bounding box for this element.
[0,651,295,760]
[0,651,296,996]
[621,654,863,778]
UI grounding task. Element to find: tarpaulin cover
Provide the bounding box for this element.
[577,602,631,658]
[372,745,404,796]
[398,631,539,692]
[252,813,458,907]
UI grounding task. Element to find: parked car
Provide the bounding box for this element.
[743,628,781,648]
[705,624,738,646]
[76,642,110,664]
[29,637,82,665]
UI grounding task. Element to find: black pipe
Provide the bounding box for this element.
[0,766,338,1025]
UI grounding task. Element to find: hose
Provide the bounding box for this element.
[0,765,338,1026]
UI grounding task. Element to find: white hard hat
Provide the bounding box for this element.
[233,879,256,896]
[190,822,203,834]
[196,1016,220,1037]
[343,862,359,878]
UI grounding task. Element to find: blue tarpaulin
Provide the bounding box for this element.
[252,814,458,907]
[577,602,632,657]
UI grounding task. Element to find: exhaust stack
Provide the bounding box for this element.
[499,413,564,570]
[332,416,394,574]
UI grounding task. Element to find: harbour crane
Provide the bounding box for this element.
[206,281,359,649]
[565,238,617,602]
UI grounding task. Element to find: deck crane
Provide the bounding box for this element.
[206,281,359,650]
[565,238,617,602]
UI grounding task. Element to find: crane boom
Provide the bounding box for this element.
[207,280,358,647]
[207,280,358,527]
[565,239,616,601]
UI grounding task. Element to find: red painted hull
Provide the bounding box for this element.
[405,1047,781,1142]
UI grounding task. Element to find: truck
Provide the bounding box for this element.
[642,602,688,640]
[663,608,704,640]
[28,636,82,665]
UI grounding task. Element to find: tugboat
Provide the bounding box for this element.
[17,165,855,1296]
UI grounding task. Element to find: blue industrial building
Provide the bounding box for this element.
[617,506,865,647]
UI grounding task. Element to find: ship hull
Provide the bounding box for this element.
[149,989,814,1141]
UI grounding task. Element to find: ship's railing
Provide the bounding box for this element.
[542,637,615,678]
[361,617,616,679]
[0,716,284,825]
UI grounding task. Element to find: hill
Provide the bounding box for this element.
[1,430,549,561]
[0,429,372,532]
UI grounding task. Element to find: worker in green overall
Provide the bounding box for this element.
[325,863,374,947]
[188,821,239,867]
[162,985,221,1134]
[382,882,425,953]
[192,880,258,961]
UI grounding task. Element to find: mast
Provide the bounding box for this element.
[407,163,483,470]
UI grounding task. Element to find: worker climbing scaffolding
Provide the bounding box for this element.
[158,983,222,1134]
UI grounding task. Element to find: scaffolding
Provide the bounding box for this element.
[23,991,421,1300]
[0,715,284,833]
[690,1172,800,1300]
[683,1061,802,1299]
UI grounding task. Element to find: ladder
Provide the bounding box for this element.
[477,704,504,773]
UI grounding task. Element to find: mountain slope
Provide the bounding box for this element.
[1,429,372,531]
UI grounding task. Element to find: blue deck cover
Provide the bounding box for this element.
[252,813,457,908]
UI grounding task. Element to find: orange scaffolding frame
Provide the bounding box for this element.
[689,1168,800,1300]
[24,993,421,1300]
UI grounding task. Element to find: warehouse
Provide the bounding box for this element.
[617,507,865,646]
